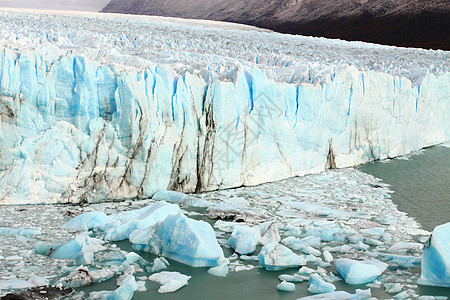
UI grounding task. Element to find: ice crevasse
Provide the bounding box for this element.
[0,10,449,204]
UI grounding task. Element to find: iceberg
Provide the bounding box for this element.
[258,242,306,271]
[277,280,295,292]
[129,212,224,267]
[0,9,448,205]
[418,222,450,287]
[90,274,138,300]
[307,273,336,294]
[228,222,279,255]
[334,258,388,285]
[34,234,106,265]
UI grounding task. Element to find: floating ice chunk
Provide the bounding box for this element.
[59,266,114,287]
[353,241,370,251]
[130,212,223,267]
[359,227,385,237]
[388,242,423,254]
[379,253,421,268]
[208,257,229,277]
[281,237,310,251]
[348,235,365,244]
[394,291,409,299]
[308,273,336,294]
[0,227,41,237]
[323,250,333,262]
[323,245,353,253]
[240,255,258,261]
[284,201,369,220]
[298,288,371,299]
[120,252,146,267]
[303,246,321,256]
[364,238,383,246]
[146,257,170,273]
[384,282,404,294]
[0,279,33,290]
[418,296,449,300]
[35,234,106,265]
[214,220,240,232]
[91,274,138,300]
[152,190,193,203]
[279,274,304,282]
[418,222,450,287]
[62,211,108,231]
[148,271,191,293]
[259,222,281,245]
[258,242,306,271]
[322,272,342,283]
[152,190,209,207]
[228,221,280,254]
[302,236,322,248]
[235,265,255,272]
[228,225,261,254]
[334,258,388,284]
[277,280,295,292]
[102,202,180,241]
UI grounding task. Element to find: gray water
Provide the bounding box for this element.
[358,145,450,232]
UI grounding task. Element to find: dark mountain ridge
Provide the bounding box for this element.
[102,0,450,50]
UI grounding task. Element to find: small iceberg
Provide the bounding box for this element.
[34,234,106,265]
[148,271,191,293]
[130,212,224,267]
[277,280,295,292]
[307,273,336,294]
[418,222,450,287]
[258,242,306,271]
[334,258,388,284]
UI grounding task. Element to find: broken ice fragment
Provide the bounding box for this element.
[277,280,295,292]
[90,274,138,300]
[34,234,106,265]
[334,258,388,284]
[129,212,224,267]
[307,273,336,294]
[208,257,229,277]
[148,271,191,293]
[258,242,306,271]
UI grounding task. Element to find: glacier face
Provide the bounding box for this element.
[0,9,449,204]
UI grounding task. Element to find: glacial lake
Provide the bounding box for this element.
[77,145,450,299]
[0,145,449,299]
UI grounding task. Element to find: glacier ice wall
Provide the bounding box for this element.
[0,10,449,204]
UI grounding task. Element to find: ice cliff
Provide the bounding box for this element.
[0,9,449,204]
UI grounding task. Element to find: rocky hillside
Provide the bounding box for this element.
[101,0,450,50]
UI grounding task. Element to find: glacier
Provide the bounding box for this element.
[0,9,449,204]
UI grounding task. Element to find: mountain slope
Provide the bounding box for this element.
[102,0,450,50]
